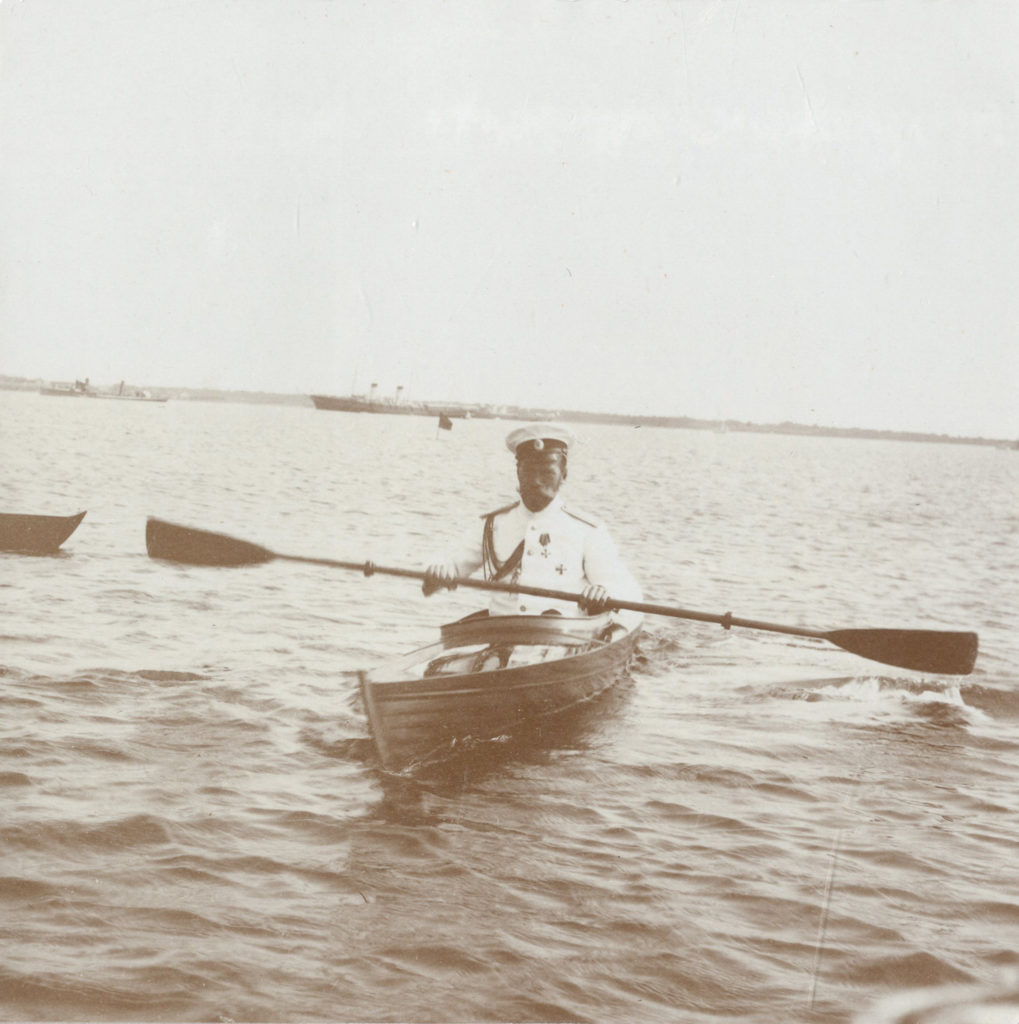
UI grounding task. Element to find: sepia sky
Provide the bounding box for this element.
[1,0,1016,437]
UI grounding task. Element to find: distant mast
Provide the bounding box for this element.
[351,352,363,395]
[395,385,404,406]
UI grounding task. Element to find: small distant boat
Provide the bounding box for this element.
[39,386,85,397]
[0,510,86,554]
[93,394,168,402]
[90,384,168,403]
[359,611,640,772]
[40,378,91,397]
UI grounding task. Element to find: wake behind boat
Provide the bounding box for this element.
[359,610,641,772]
[0,510,86,554]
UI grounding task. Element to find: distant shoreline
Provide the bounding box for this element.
[4,375,1015,449]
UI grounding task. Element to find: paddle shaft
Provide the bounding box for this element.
[143,518,979,674]
[280,553,865,641]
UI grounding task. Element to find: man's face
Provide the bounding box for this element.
[516,452,566,511]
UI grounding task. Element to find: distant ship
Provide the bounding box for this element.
[90,381,168,403]
[310,383,474,420]
[39,378,91,397]
[40,378,167,402]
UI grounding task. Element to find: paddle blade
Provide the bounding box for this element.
[145,518,275,567]
[824,628,979,676]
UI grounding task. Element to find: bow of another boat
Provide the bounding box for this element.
[0,511,87,554]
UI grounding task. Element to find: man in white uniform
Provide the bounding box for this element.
[422,423,642,628]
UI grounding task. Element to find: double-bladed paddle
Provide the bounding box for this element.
[144,517,979,676]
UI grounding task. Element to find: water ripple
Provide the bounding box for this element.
[1,395,1016,1022]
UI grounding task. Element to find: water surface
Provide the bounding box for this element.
[2,391,1017,1022]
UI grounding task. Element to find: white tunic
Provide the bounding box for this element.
[438,495,643,624]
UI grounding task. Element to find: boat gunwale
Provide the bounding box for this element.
[365,639,631,702]
[360,613,620,686]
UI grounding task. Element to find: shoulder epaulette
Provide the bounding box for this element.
[480,501,520,520]
[562,506,601,528]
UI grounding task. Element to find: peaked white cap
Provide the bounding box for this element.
[505,422,578,455]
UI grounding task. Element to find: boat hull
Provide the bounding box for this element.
[90,393,168,403]
[0,511,87,554]
[359,613,640,772]
[310,394,467,418]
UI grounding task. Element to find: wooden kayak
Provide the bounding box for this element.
[359,611,641,772]
[0,510,86,554]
